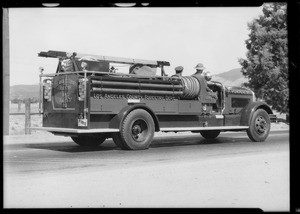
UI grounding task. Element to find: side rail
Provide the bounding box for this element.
[39,70,178,80]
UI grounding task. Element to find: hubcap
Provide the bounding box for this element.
[132,125,142,135]
[131,119,148,142]
[255,116,267,134]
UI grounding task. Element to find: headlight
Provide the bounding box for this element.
[204,71,212,81]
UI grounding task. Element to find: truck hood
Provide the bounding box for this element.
[225,86,253,95]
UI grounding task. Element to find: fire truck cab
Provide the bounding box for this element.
[32,50,273,150]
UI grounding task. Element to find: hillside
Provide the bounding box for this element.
[9,68,249,100]
[10,84,40,100]
[212,68,248,87]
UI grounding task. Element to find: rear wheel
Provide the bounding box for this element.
[112,109,155,150]
[71,134,107,147]
[112,133,127,150]
[200,130,221,139]
[247,109,270,142]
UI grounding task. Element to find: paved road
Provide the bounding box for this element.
[4,130,289,210]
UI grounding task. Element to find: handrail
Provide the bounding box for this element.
[39,70,177,80]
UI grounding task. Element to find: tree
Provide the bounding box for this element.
[239,3,288,113]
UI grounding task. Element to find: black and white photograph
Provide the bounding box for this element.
[3,3,291,211]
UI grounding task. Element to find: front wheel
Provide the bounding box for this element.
[112,109,155,150]
[71,134,107,147]
[247,109,270,142]
[200,130,221,139]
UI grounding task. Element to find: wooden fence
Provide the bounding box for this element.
[9,99,40,135]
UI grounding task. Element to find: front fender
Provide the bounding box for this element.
[109,104,160,131]
[240,101,273,126]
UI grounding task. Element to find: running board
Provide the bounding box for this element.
[31,126,249,134]
[160,126,249,132]
[30,127,119,133]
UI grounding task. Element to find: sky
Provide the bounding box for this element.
[8,6,263,86]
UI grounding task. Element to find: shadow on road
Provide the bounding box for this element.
[151,136,251,148]
[19,135,251,153]
[24,141,117,153]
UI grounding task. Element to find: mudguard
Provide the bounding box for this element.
[240,101,273,126]
[109,104,160,131]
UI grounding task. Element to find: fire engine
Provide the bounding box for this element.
[32,50,273,150]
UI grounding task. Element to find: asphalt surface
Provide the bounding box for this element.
[4,130,289,210]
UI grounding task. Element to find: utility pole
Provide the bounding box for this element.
[3,8,10,135]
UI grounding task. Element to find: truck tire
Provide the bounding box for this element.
[200,130,220,139]
[71,135,106,147]
[247,109,270,142]
[112,133,128,150]
[112,109,155,150]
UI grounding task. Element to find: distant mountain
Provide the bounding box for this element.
[10,84,40,100]
[212,68,248,87]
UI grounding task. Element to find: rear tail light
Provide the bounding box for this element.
[78,113,87,127]
[78,78,87,101]
[43,80,52,101]
[78,118,88,127]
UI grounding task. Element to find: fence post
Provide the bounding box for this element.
[25,99,31,135]
[18,100,22,111]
